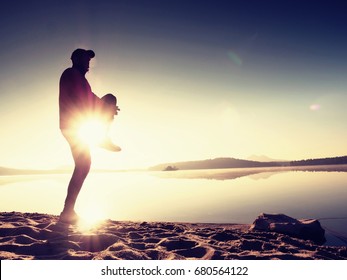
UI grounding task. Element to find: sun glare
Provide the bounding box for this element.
[77,207,107,232]
[78,119,106,146]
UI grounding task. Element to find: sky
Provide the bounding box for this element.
[1,0,347,170]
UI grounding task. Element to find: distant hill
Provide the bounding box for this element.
[0,167,71,176]
[2,155,347,175]
[0,166,124,176]
[247,155,287,162]
[290,156,347,166]
[149,156,347,171]
[149,157,288,171]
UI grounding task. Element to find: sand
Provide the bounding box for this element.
[0,212,346,260]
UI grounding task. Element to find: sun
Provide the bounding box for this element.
[77,118,107,147]
[76,206,107,233]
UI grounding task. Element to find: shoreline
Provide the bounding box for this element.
[1,212,346,260]
[2,164,347,177]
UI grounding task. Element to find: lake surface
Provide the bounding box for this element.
[1,166,346,245]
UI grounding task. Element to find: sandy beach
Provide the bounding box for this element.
[0,212,346,260]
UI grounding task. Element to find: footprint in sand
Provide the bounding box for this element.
[211,231,239,241]
[69,234,119,252]
[158,238,197,251]
[175,246,208,258]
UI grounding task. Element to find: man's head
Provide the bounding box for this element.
[71,48,95,74]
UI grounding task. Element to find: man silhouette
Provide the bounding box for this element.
[59,48,120,224]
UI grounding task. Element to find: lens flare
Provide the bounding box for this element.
[227,50,243,66]
[76,207,107,233]
[310,104,321,111]
[78,119,106,146]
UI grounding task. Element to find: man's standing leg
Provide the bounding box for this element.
[60,141,91,223]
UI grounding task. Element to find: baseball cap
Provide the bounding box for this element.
[71,48,95,62]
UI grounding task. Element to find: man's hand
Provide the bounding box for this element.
[114,105,120,115]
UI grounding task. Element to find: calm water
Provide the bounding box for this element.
[1,166,346,245]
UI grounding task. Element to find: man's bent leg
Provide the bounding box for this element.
[98,98,121,152]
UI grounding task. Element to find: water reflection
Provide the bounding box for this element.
[155,165,347,181]
[1,167,346,245]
